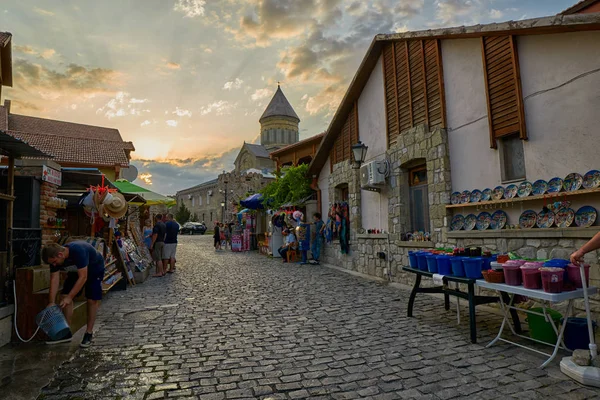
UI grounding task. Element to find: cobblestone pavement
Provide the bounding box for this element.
[38,236,600,400]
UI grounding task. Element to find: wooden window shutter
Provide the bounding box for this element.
[424,40,445,128]
[481,35,527,148]
[395,42,411,133]
[383,43,399,144]
[408,41,426,126]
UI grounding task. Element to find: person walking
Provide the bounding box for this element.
[42,241,105,347]
[151,214,166,276]
[223,223,231,250]
[164,214,178,273]
[213,222,221,251]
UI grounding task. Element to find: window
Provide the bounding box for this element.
[207,193,210,205]
[499,134,526,182]
[199,195,202,206]
[409,165,430,233]
[335,184,349,202]
[191,197,195,207]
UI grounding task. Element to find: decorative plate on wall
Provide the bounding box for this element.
[490,210,508,230]
[555,208,575,228]
[519,210,537,229]
[464,214,477,231]
[547,177,563,193]
[476,212,492,230]
[460,190,471,204]
[575,206,597,228]
[583,170,600,190]
[532,180,548,196]
[482,188,492,201]
[470,189,482,203]
[536,209,555,229]
[563,173,583,192]
[451,214,465,231]
[504,184,518,199]
[517,181,533,198]
[451,192,461,205]
[493,186,505,201]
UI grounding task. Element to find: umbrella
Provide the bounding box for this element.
[112,179,176,207]
[240,193,264,210]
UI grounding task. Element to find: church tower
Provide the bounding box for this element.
[259,85,300,152]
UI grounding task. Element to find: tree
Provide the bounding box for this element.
[175,202,191,224]
[260,164,313,209]
[190,213,199,222]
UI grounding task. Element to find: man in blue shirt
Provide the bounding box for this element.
[278,228,297,262]
[42,241,105,347]
[164,214,179,273]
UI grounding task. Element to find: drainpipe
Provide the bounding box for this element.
[386,233,392,281]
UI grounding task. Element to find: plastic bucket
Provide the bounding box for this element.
[481,257,492,271]
[417,252,429,271]
[450,257,465,277]
[426,255,438,273]
[521,266,542,289]
[503,264,522,286]
[35,305,71,341]
[567,264,591,288]
[541,268,564,293]
[437,256,452,275]
[564,317,597,350]
[463,258,483,279]
[527,307,562,344]
[408,251,418,269]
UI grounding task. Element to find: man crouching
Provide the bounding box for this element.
[42,241,105,348]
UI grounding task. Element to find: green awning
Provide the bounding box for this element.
[112,179,176,207]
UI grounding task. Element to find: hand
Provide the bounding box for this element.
[59,296,73,309]
[570,249,585,265]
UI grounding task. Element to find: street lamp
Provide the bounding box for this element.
[351,141,368,169]
[221,170,228,223]
[221,202,225,222]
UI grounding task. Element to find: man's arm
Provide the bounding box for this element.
[48,271,60,306]
[60,267,88,308]
[571,231,600,264]
[150,233,158,249]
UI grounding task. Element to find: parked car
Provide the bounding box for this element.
[180,222,207,235]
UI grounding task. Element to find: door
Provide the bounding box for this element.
[409,166,430,233]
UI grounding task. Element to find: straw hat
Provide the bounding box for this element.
[104,192,127,219]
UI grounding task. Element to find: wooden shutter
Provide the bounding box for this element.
[331,101,359,165]
[481,35,527,148]
[408,41,426,126]
[395,42,412,133]
[383,43,399,144]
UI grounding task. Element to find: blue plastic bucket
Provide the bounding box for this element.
[564,317,597,350]
[408,251,418,268]
[35,305,71,341]
[544,259,570,281]
[426,255,438,273]
[417,252,429,271]
[463,258,483,279]
[481,257,492,271]
[437,255,452,275]
[450,257,465,277]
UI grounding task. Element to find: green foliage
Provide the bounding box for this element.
[175,202,191,224]
[260,164,313,209]
[190,213,199,222]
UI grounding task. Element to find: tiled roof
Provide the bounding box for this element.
[245,143,271,158]
[270,132,325,156]
[177,178,219,194]
[0,106,7,131]
[0,32,11,47]
[259,86,300,123]
[561,0,599,14]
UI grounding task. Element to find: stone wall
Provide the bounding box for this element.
[40,181,60,246]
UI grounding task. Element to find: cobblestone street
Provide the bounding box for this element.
[38,236,599,400]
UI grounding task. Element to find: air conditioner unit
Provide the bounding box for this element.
[360,161,386,191]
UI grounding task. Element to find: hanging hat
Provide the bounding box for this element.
[104,192,127,219]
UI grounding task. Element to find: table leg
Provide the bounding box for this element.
[501,291,522,334]
[541,299,574,368]
[468,282,477,344]
[407,274,421,318]
[444,291,450,311]
[487,293,513,348]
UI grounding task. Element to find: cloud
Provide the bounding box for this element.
[489,8,503,19]
[14,45,36,55]
[173,0,206,18]
[138,172,153,185]
[204,48,213,53]
[9,99,42,112]
[251,88,273,101]
[96,92,151,119]
[14,45,57,60]
[166,62,181,70]
[33,7,54,16]
[200,100,236,116]
[223,78,244,90]
[166,120,179,127]
[173,107,192,117]
[141,120,152,127]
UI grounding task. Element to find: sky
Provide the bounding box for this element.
[1,0,576,195]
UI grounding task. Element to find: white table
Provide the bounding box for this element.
[476,280,598,368]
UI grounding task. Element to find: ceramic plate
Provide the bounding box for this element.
[575,206,597,228]
[451,214,465,231]
[504,184,518,199]
[583,170,600,190]
[490,210,508,230]
[517,181,533,198]
[536,209,555,228]
[519,210,537,229]
[548,177,563,193]
[555,207,575,228]
[476,212,492,230]
[451,192,461,205]
[563,173,583,192]
[532,180,548,196]
[464,214,477,231]
[460,190,471,204]
[482,188,492,201]
[470,189,482,203]
[493,186,504,201]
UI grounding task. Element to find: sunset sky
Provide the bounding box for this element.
[1,0,574,194]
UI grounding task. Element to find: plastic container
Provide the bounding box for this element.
[408,251,418,268]
[496,254,510,264]
[567,263,591,288]
[482,269,504,283]
[481,257,492,271]
[521,265,542,289]
[437,255,452,275]
[503,264,522,286]
[463,258,483,279]
[527,307,562,344]
[35,305,71,341]
[564,317,597,350]
[417,252,429,271]
[450,257,466,277]
[490,262,503,271]
[426,255,438,273]
[544,259,570,268]
[540,267,564,293]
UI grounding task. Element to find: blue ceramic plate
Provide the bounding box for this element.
[493,186,504,201]
[532,180,548,196]
[451,192,461,205]
[482,188,492,201]
[548,177,563,193]
[470,189,482,203]
[476,212,492,230]
[464,214,477,231]
[451,214,465,231]
[460,190,471,204]
[583,170,600,190]
[517,181,533,198]
[575,206,597,228]
[504,184,518,199]
[519,210,537,229]
[490,210,508,230]
[555,208,575,228]
[563,173,583,192]
[537,209,555,228]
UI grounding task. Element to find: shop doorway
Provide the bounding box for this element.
[409,165,430,232]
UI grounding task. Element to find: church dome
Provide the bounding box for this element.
[259,86,300,123]
[259,85,300,151]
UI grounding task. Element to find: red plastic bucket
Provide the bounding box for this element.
[541,267,564,293]
[503,264,522,286]
[567,263,591,288]
[521,266,542,289]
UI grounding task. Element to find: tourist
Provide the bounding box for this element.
[214,221,221,251]
[311,212,324,265]
[151,214,166,276]
[278,228,296,262]
[164,214,178,273]
[223,222,231,249]
[143,219,153,250]
[42,241,105,347]
[571,232,600,265]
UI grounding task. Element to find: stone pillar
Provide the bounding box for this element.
[40,181,60,246]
